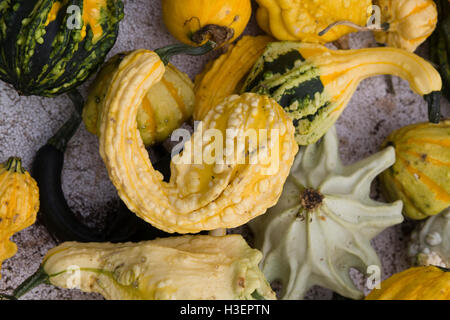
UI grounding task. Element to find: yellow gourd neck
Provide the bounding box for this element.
[317,46,441,96]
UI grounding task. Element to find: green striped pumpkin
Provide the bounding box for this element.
[0,0,124,97]
[242,42,442,145]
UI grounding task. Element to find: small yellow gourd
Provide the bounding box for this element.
[0,157,39,278]
[373,0,438,53]
[365,266,450,300]
[83,53,195,147]
[194,35,273,121]
[161,0,252,46]
[98,49,298,234]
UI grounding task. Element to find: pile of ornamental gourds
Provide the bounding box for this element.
[0,0,448,300]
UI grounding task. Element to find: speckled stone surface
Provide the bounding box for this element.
[0,0,448,300]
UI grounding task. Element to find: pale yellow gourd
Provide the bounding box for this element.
[83,52,195,147]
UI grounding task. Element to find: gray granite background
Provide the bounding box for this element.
[0,0,448,300]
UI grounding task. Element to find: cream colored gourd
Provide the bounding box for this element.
[98,49,298,234]
[10,235,277,300]
[249,127,404,299]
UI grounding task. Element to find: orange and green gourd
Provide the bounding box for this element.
[242,41,442,145]
[0,0,124,97]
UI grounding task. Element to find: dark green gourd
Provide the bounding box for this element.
[0,0,124,97]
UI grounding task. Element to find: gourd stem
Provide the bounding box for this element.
[155,41,216,65]
[13,266,49,299]
[318,20,390,37]
[47,89,84,153]
[5,157,25,173]
[436,266,450,272]
[191,24,234,46]
[424,91,441,123]
[251,290,266,300]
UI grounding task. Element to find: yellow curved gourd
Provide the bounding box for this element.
[161,0,252,46]
[365,266,450,300]
[242,42,442,145]
[0,157,39,278]
[83,52,194,147]
[255,0,437,52]
[98,50,298,234]
[194,35,272,121]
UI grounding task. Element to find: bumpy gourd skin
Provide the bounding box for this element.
[161,0,251,46]
[255,0,371,43]
[373,0,437,53]
[380,120,450,220]
[98,50,298,234]
[365,266,450,300]
[40,235,277,300]
[249,127,404,300]
[243,42,442,145]
[194,35,272,121]
[409,208,449,268]
[83,53,195,147]
[0,158,39,278]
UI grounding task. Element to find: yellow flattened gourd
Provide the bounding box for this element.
[365,266,450,300]
[256,0,371,43]
[161,0,252,46]
[83,53,195,147]
[194,35,273,121]
[0,157,39,277]
[98,50,298,234]
[373,0,438,53]
[9,235,277,300]
[256,0,437,52]
[380,120,450,220]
